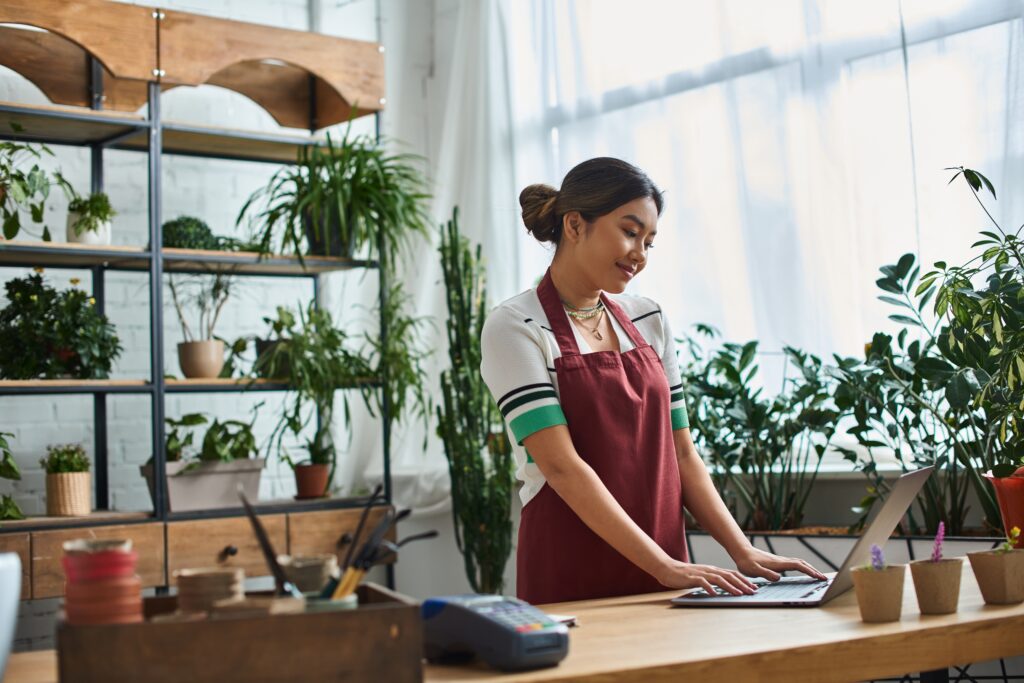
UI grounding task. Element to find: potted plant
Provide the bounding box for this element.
[851,544,906,623]
[141,411,265,512]
[0,273,122,379]
[41,443,91,517]
[1,124,73,242]
[237,128,431,267]
[967,527,1024,605]
[168,273,233,378]
[258,303,373,499]
[161,215,258,253]
[0,432,24,521]
[436,209,515,594]
[909,522,962,615]
[65,191,115,245]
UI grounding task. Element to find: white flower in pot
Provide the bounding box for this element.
[66,192,115,245]
[169,273,233,379]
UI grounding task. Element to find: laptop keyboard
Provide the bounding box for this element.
[687,577,830,600]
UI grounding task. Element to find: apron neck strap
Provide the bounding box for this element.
[537,268,647,354]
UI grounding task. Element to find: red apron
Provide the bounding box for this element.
[516,270,688,604]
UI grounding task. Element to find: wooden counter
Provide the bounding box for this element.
[3,564,1023,682]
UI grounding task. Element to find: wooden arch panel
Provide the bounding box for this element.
[0,26,153,113]
[158,10,385,128]
[0,0,157,82]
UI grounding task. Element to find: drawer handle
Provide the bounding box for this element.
[336,532,354,549]
[219,545,239,561]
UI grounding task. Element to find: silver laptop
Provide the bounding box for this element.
[671,466,934,608]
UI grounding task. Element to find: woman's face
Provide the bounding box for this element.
[565,196,659,294]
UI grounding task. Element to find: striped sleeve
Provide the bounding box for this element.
[659,313,690,430]
[481,306,567,444]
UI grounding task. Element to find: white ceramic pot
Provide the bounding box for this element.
[65,212,112,246]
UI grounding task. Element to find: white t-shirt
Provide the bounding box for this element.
[480,288,689,507]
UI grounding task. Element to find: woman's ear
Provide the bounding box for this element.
[562,211,584,243]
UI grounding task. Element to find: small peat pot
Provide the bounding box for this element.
[909,558,962,615]
[177,340,225,379]
[967,549,1024,605]
[851,564,906,623]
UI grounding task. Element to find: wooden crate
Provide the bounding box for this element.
[56,583,422,683]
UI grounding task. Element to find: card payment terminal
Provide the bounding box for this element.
[422,594,569,671]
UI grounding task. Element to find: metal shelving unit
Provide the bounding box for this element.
[0,59,394,558]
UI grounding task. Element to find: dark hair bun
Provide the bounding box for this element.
[519,183,560,244]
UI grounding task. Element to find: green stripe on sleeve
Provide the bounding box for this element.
[670,391,684,403]
[500,389,558,417]
[671,407,690,430]
[509,405,567,444]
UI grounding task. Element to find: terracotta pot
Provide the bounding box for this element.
[851,564,905,623]
[45,471,91,517]
[177,340,225,379]
[984,470,1024,548]
[909,558,962,615]
[65,212,112,245]
[294,463,329,499]
[967,549,1024,605]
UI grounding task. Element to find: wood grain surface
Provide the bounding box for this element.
[166,515,287,579]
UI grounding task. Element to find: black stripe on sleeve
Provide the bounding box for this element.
[497,382,555,409]
[669,383,683,391]
[524,318,553,332]
[631,309,662,324]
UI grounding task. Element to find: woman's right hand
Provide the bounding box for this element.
[654,559,758,596]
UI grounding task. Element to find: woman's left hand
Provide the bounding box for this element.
[732,546,828,582]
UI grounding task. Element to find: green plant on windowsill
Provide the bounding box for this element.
[257,303,374,486]
[67,191,116,236]
[1,123,73,241]
[0,432,24,521]
[41,443,90,474]
[679,327,840,531]
[236,127,431,268]
[0,273,122,379]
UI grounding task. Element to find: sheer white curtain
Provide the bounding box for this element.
[500,0,1024,392]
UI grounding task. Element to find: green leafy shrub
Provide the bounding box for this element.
[67,192,116,235]
[162,216,218,250]
[199,417,258,462]
[680,327,840,531]
[41,444,90,474]
[165,413,209,462]
[0,274,122,379]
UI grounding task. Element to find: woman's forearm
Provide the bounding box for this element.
[674,429,750,558]
[523,426,673,579]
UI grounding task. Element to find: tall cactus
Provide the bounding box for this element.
[436,208,514,594]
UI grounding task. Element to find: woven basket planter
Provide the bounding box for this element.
[46,472,91,517]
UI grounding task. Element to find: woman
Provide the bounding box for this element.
[481,158,826,604]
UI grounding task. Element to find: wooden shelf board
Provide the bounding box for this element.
[164,377,379,393]
[0,510,152,530]
[161,247,373,275]
[0,239,149,269]
[0,100,147,146]
[0,379,147,388]
[117,120,323,164]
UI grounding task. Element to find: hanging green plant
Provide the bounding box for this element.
[0,124,73,242]
[0,432,24,521]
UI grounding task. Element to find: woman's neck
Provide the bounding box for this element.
[549,259,601,310]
